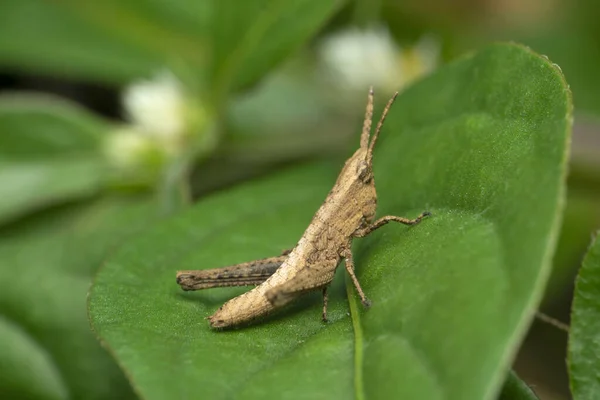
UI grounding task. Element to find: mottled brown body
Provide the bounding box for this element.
[176,88,430,328]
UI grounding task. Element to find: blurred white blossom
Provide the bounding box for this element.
[123,71,186,145]
[319,27,439,94]
[101,70,219,191]
[399,35,440,83]
[104,70,216,182]
[103,127,158,169]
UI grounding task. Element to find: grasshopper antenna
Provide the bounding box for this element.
[360,86,374,149]
[367,91,399,165]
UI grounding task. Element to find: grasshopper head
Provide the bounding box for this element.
[341,87,398,224]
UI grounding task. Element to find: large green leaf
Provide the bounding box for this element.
[0,196,156,400]
[568,232,600,399]
[0,93,111,225]
[89,43,571,399]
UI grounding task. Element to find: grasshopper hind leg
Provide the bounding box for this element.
[176,254,286,290]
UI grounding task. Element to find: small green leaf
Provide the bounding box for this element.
[89,44,571,399]
[0,0,164,83]
[0,94,111,225]
[548,191,600,300]
[498,371,539,400]
[0,196,156,400]
[568,232,600,399]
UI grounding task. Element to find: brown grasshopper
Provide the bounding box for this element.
[177,87,430,328]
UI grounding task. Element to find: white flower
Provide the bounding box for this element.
[318,27,439,93]
[103,127,157,169]
[123,71,186,143]
[399,35,440,84]
[105,70,216,187]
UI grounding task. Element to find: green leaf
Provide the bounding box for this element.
[1,0,343,94]
[0,196,156,400]
[209,0,344,103]
[568,232,600,399]
[0,94,107,157]
[0,316,68,400]
[0,158,107,225]
[0,0,165,83]
[89,43,571,399]
[498,371,539,400]
[57,0,209,73]
[0,93,111,225]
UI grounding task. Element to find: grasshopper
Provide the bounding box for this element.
[177,87,430,328]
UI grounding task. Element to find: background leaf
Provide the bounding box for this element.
[0,158,106,226]
[0,315,68,400]
[58,0,210,75]
[89,43,571,399]
[0,0,344,94]
[0,196,156,400]
[0,94,106,155]
[209,0,344,103]
[0,93,112,225]
[568,231,600,399]
[0,0,165,83]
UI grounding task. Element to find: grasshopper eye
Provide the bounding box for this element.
[357,161,371,183]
